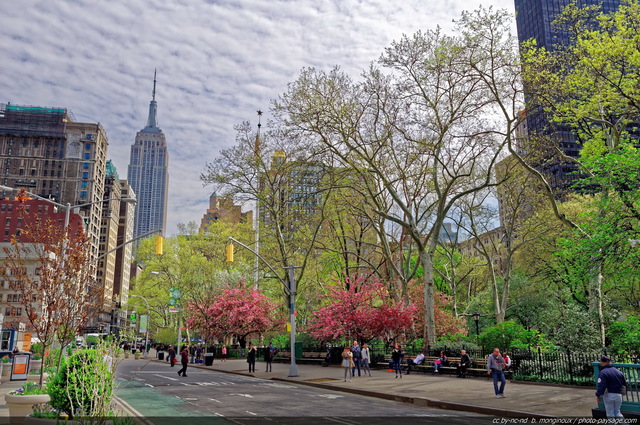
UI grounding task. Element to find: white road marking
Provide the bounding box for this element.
[230,393,254,398]
[184,398,198,400]
[154,374,178,381]
[145,383,154,388]
[317,394,344,399]
[246,411,257,416]
[209,398,222,403]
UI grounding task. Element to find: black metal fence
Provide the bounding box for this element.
[365,343,621,387]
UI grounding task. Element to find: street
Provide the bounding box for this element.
[115,359,489,424]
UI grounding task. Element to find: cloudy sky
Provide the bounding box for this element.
[0,0,515,235]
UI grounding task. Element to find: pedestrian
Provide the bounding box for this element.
[351,340,362,377]
[189,344,196,364]
[487,347,507,398]
[433,350,447,374]
[167,345,176,367]
[361,343,372,376]
[195,343,203,364]
[595,355,627,420]
[341,347,354,382]
[457,349,471,378]
[392,343,404,378]
[221,345,227,362]
[264,342,274,372]
[177,345,189,377]
[247,344,257,373]
[406,350,425,375]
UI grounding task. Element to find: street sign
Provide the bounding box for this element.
[169,307,179,313]
[139,315,148,333]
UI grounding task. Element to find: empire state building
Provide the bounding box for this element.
[127,72,169,239]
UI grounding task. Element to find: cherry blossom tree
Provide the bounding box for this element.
[408,282,468,341]
[185,288,283,348]
[306,277,417,343]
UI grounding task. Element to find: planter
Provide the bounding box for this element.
[134,352,141,360]
[24,418,113,425]
[5,393,50,425]
[2,362,11,379]
[123,352,129,359]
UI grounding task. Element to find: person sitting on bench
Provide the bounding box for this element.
[406,351,425,374]
[433,351,447,374]
[457,349,471,378]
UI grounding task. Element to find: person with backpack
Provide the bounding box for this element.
[167,345,176,367]
[264,342,276,372]
[247,344,257,373]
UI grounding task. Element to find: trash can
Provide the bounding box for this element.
[158,351,165,361]
[294,341,303,359]
[204,352,214,366]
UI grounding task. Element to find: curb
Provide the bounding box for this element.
[113,396,155,425]
[146,359,556,418]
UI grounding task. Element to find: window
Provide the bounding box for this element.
[5,218,9,226]
[85,143,91,150]
[81,181,88,189]
[84,153,91,160]
[80,191,87,199]
[83,162,90,170]
[82,172,89,179]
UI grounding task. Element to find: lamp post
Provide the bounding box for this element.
[472,312,481,338]
[150,271,182,352]
[130,295,150,358]
[226,237,299,377]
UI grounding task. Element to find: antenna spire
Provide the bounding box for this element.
[152,68,157,101]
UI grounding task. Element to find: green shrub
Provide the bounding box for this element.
[479,321,550,351]
[47,349,113,418]
[607,315,640,357]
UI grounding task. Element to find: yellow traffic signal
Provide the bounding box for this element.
[155,236,163,256]
[226,243,234,262]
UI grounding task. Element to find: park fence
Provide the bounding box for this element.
[367,343,628,386]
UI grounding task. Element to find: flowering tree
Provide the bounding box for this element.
[2,194,101,387]
[185,288,283,348]
[306,277,416,343]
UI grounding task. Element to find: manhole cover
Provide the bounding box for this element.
[304,378,339,383]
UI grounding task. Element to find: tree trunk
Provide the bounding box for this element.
[420,249,436,348]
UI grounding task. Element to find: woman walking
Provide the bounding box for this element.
[247,344,257,373]
[341,347,354,382]
[392,343,404,378]
[177,345,189,377]
[221,345,227,362]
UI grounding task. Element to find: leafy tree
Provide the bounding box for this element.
[607,315,640,357]
[479,321,549,351]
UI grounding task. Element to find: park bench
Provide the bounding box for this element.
[271,350,325,365]
[592,362,640,419]
[376,354,512,378]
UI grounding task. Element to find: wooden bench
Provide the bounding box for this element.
[271,350,325,365]
[376,354,512,378]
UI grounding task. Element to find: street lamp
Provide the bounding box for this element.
[130,295,150,358]
[226,236,299,377]
[0,184,136,231]
[472,312,481,338]
[149,271,182,352]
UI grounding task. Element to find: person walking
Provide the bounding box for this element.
[361,343,372,376]
[189,344,196,364]
[195,343,203,364]
[457,349,471,378]
[247,344,257,373]
[341,347,354,382]
[167,345,176,367]
[392,343,404,378]
[221,345,227,362]
[487,347,507,398]
[596,355,627,420]
[177,345,189,377]
[351,340,362,377]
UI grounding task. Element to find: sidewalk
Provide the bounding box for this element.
[149,356,597,418]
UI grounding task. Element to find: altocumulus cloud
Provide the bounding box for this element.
[0,0,514,234]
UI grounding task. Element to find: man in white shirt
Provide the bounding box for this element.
[406,351,425,374]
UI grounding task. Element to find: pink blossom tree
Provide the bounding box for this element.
[408,282,467,342]
[185,288,283,348]
[306,277,417,343]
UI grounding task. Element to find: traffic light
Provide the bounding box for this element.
[226,242,234,262]
[155,236,163,255]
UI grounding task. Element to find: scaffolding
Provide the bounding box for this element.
[0,103,74,137]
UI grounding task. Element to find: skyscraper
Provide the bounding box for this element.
[514,0,622,189]
[127,72,169,240]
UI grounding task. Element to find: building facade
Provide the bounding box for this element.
[127,74,169,240]
[0,103,108,258]
[199,193,251,232]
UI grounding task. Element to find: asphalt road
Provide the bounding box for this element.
[115,360,491,425]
